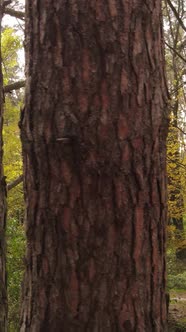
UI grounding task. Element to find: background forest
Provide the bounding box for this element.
[0,0,186,331]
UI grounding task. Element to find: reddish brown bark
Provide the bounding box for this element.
[0,1,7,330]
[20,1,168,331]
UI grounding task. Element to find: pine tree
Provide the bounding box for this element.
[20,1,168,331]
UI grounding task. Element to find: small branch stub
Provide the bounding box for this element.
[56,137,71,142]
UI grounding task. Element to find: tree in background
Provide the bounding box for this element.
[0,1,8,329]
[0,1,25,330]
[2,26,24,220]
[164,0,186,230]
[163,1,186,316]
[20,1,168,330]
[2,28,25,329]
[3,91,25,331]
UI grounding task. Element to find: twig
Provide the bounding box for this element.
[7,175,23,191]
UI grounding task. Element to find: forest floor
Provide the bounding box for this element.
[168,290,186,331]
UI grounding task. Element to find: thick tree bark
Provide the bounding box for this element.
[20,1,169,331]
[0,1,7,331]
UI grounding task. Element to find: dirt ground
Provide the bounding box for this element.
[168,291,186,331]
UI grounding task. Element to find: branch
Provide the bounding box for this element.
[3,0,12,7]
[7,175,23,192]
[178,39,186,52]
[166,0,186,32]
[172,124,186,136]
[167,156,186,170]
[3,7,25,20]
[165,41,186,63]
[4,80,25,93]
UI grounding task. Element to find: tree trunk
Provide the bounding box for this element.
[0,1,7,331]
[167,66,184,230]
[20,1,169,331]
[167,126,184,232]
[165,0,185,232]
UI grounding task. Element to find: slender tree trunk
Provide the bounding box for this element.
[0,1,7,331]
[165,0,184,231]
[20,1,169,331]
[168,95,184,231]
[167,125,184,232]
